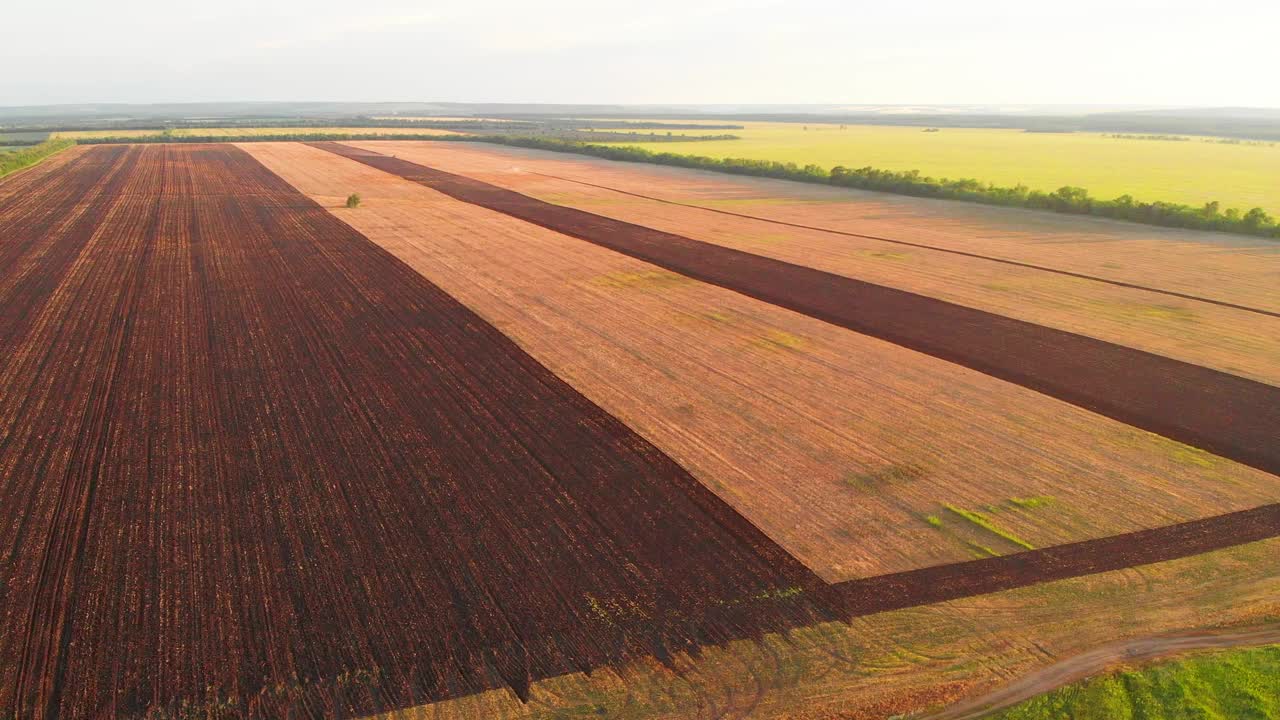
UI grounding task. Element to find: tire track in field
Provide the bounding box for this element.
[524,170,1280,319]
[917,623,1280,720]
[312,142,1280,480]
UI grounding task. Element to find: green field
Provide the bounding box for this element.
[986,644,1280,719]
[584,122,1280,215]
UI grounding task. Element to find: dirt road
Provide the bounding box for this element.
[917,623,1280,720]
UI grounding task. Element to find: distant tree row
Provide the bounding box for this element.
[0,138,75,177]
[1104,133,1276,147]
[1103,133,1192,142]
[470,136,1280,240]
[62,133,1280,239]
[75,132,459,144]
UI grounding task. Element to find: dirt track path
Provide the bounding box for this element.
[917,623,1280,720]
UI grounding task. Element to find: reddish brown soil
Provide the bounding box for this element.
[0,145,831,719]
[828,504,1280,615]
[3,143,1278,719]
[310,142,1280,478]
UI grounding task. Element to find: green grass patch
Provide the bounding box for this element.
[0,138,75,178]
[987,644,1280,720]
[753,329,806,350]
[845,462,929,490]
[1112,430,1220,469]
[944,504,1036,550]
[1010,496,1056,510]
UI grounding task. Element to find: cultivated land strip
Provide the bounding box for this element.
[0,144,834,719]
[311,142,1280,479]
[254,141,1280,583]
[525,170,1280,319]
[4,143,1278,719]
[828,504,1280,616]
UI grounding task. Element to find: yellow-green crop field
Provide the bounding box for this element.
[585,122,1280,215]
[54,127,463,140]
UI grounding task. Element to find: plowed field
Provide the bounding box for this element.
[0,144,830,718]
[2,141,1277,720]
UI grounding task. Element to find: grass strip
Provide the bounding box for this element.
[944,504,1036,550]
[0,138,75,178]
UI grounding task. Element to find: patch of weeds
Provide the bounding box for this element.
[1113,430,1219,468]
[944,504,1035,550]
[1010,495,1055,509]
[845,462,929,491]
[584,592,650,627]
[966,541,1000,558]
[924,514,943,528]
[590,270,692,291]
[753,329,806,350]
[709,585,805,609]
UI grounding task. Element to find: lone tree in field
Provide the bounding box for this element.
[345,193,361,208]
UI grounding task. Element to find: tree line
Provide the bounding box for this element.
[61,133,1280,239]
[471,136,1280,240]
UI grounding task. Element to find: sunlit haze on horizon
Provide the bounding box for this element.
[3,0,1276,107]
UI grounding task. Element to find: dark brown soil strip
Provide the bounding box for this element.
[311,142,1280,479]
[0,144,832,720]
[826,503,1280,614]
[526,169,1280,320]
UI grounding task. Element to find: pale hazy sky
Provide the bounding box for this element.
[3,0,1276,107]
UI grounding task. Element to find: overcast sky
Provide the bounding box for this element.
[3,0,1276,107]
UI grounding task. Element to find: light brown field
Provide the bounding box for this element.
[246,142,1279,587]
[350,141,1280,386]
[353,140,1279,307]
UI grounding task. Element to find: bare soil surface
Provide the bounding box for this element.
[253,141,1280,584]
[363,141,1280,386]
[313,141,1280,479]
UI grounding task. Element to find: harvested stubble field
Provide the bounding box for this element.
[251,140,1280,582]
[1,140,1278,720]
[311,142,1280,479]
[351,141,1280,385]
